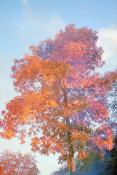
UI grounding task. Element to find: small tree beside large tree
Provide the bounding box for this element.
[0,151,39,175]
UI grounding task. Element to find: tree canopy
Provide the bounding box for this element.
[1,24,117,173]
[0,151,39,175]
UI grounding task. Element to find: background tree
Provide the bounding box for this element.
[50,166,68,175]
[102,135,117,175]
[1,24,117,174]
[0,151,39,175]
[107,81,117,129]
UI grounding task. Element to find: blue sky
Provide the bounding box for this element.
[0,0,117,59]
[0,0,117,175]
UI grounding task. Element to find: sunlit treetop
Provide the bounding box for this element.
[31,24,104,71]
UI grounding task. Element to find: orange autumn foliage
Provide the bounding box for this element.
[1,24,117,173]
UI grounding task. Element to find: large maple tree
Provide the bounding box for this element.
[1,24,117,174]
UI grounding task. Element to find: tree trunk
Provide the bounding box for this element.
[62,87,75,175]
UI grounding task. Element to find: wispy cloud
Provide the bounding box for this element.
[98,27,117,60]
[17,0,65,46]
[21,0,28,5]
[98,27,117,72]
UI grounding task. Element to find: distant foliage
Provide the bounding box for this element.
[107,81,117,129]
[1,24,117,173]
[50,166,68,175]
[0,151,39,175]
[103,136,117,175]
